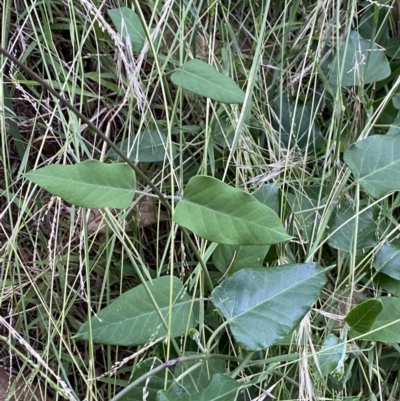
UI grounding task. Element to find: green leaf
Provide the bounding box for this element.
[25,160,136,209]
[327,205,377,252]
[85,72,121,93]
[314,334,347,378]
[75,276,197,346]
[345,299,383,334]
[353,297,400,342]
[328,30,391,86]
[117,358,186,401]
[344,134,400,198]
[379,349,400,372]
[385,36,400,60]
[387,111,400,136]
[341,398,361,401]
[118,358,177,401]
[108,8,147,53]
[212,244,268,275]
[170,125,202,135]
[173,176,291,245]
[275,93,324,153]
[286,185,326,242]
[211,264,327,351]
[373,241,400,280]
[252,183,280,215]
[213,119,235,147]
[171,59,245,104]
[253,183,291,223]
[173,354,225,395]
[157,374,241,401]
[358,6,389,47]
[108,130,176,162]
[393,92,400,110]
[374,273,400,296]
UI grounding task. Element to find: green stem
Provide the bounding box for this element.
[0,47,166,205]
[229,352,254,378]
[305,169,352,261]
[0,46,213,291]
[206,320,230,351]
[108,351,301,401]
[108,357,181,401]
[108,353,221,401]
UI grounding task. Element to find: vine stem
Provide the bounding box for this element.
[0,47,166,204]
[108,351,301,401]
[108,353,227,401]
[0,46,213,289]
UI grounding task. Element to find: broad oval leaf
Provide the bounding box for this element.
[108,130,176,162]
[329,30,390,86]
[25,160,136,209]
[75,276,197,346]
[211,264,327,351]
[353,297,400,342]
[327,205,377,252]
[173,176,291,245]
[314,334,347,378]
[171,59,245,104]
[373,241,400,280]
[157,373,241,401]
[345,299,383,334]
[344,134,400,199]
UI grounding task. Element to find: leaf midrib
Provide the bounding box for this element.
[227,267,325,322]
[90,297,193,333]
[181,197,282,231]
